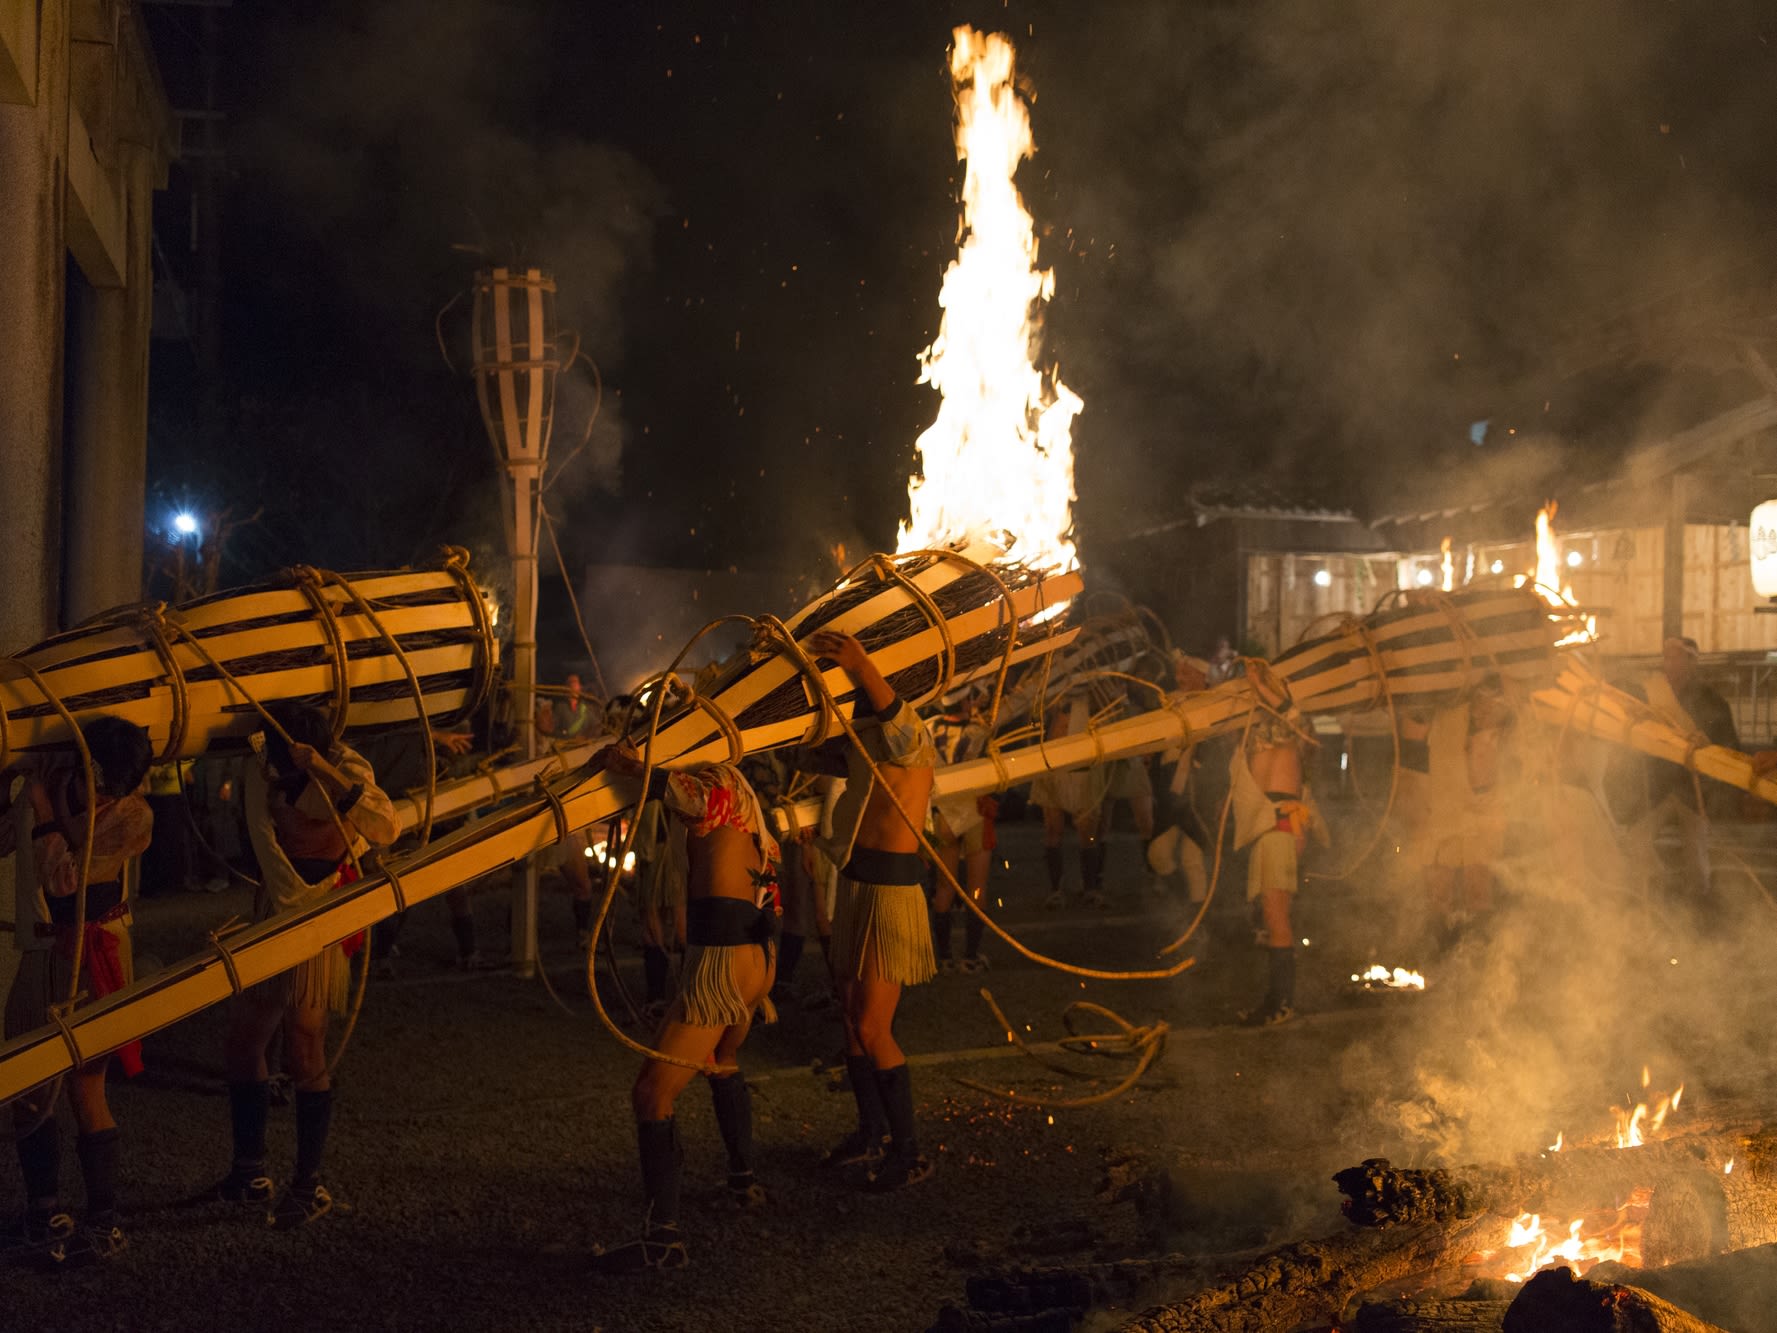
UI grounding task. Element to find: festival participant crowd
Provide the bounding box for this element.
[3,618,1762,1269]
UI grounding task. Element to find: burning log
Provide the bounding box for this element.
[1339,1133,1777,1267]
[1501,1266,1728,1333]
[0,554,496,763]
[1351,1290,1512,1333]
[1113,1215,1506,1333]
[0,545,1078,1103]
[1589,1242,1777,1331]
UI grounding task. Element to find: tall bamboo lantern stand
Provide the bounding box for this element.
[471,266,563,977]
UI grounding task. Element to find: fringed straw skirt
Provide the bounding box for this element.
[677,943,776,1028]
[831,880,936,987]
[248,943,349,1015]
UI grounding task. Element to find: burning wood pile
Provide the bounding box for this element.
[928,1070,1777,1333]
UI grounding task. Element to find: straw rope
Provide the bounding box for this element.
[955,989,1169,1109]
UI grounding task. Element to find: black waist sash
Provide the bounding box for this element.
[289,856,342,885]
[47,880,124,926]
[686,896,775,948]
[843,847,924,885]
[1264,790,1301,804]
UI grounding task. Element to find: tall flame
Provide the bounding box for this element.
[1439,536,1455,592]
[898,27,1083,573]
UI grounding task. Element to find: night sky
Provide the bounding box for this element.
[141,1,1777,595]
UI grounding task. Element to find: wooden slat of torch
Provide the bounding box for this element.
[22,570,460,672]
[642,566,1080,771]
[1530,665,1777,807]
[0,567,1082,1101]
[772,681,1259,838]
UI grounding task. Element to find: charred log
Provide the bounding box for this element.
[1338,1134,1777,1266]
[1351,1295,1510,1332]
[1113,1214,1502,1333]
[1501,1266,1728,1333]
[1589,1242,1777,1332]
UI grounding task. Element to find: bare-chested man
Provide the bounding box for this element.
[590,746,780,1272]
[807,629,938,1191]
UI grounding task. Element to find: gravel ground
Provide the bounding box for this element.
[5,810,1776,1332]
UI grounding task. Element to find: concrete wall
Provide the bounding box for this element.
[0,0,172,1000]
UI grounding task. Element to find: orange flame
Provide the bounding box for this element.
[898,27,1082,574]
[1532,500,1597,645]
[1502,1189,1651,1283]
[1440,537,1455,592]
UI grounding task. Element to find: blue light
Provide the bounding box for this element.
[1469,420,1490,446]
[172,512,198,536]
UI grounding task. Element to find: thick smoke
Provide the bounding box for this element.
[238,0,663,498]
[1020,0,1777,543]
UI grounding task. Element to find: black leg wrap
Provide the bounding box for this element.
[930,907,954,960]
[873,1063,918,1157]
[16,1116,61,1209]
[708,1074,754,1177]
[572,898,591,933]
[228,1079,270,1177]
[293,1089,333,1188]
[637,1117,683,1230]
[76,1128,121,1221]
[1268,947,1296,1010]
[845,1054,888,1138]
[963,906,985,959]
[451,913,477,960]
[642,945,670,1003]
[775,932,805,990]
[371,913,404,960]
[1043,846,1064,892]
[1080,844,1103,893]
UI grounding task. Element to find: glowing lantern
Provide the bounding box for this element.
[1751,500,1777,597]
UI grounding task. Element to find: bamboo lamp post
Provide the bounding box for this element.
[470,266,563,977]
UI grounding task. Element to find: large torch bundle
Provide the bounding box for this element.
[0,553,497,765]
[0,545,1080,1101]
[771,587,1570,834]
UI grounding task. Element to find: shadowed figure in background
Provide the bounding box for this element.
[805,629,939,1192]
[1619,636,1738,919]
[3,717,154,1264]
[1229,696,1319,1027]
[929,689,996,974]
[211,703,398,1229]
[589,744,780,1274]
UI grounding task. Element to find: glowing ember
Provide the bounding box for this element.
[1549,1132,1564,1153]
[1439,536,1455,592]
[1726,1158,1735,1175]
[1531,500,1597,645]
[898,27,1083,574]
[1351,964,1426,991]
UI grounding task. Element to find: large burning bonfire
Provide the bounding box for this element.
[899,26,1083,575]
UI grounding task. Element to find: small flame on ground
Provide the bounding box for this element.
[1351,963,1426,990]
[898,27,1082,574]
